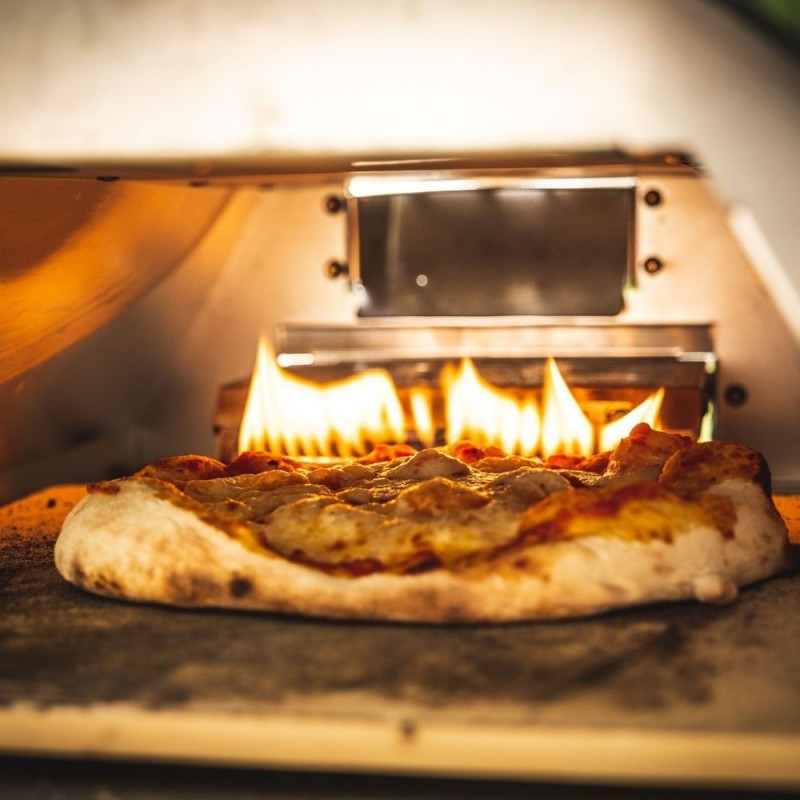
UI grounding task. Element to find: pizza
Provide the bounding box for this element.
[54,423,793,623]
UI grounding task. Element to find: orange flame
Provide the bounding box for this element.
[409,386,436,448]
[540,357,594,458]
[238,338,664,460]
[442,358,540,456]
[599,386,664,452]
[238,336,405,458]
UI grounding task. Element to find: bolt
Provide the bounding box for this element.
[643,188,662,207]
[724,384,748,408]
[643,256,664,274]
[324,260,349,278]
[324,195,346,214]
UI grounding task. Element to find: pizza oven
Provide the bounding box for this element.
[212,154,800,480]
[1,1,799,797]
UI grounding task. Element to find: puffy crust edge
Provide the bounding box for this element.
[54,479,792,623]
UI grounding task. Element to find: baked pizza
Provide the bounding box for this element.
[54,424,793,622]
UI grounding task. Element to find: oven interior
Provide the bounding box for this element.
[2,150,799,500]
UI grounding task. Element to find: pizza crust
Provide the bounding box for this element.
[54,477,791,623]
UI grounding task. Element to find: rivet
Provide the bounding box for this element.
[724,384,748,408]
[324,195,346,214]
[324,260,348,278]
[643,256,664,274]
[643,189,662,206]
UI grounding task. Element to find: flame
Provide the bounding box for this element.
[599,386,665,452]
[442,358,540,456]
[238,336,405,458]
[238,337,666,460]
[540,357,594,458]
[409,386,436,447]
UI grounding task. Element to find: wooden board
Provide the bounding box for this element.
[0,486,799,791]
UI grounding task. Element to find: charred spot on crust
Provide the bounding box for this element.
[229,576,253,598]
[92,574,123,594]
[87,481,122,495]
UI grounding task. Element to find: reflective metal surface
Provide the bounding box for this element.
[0,178,232,382]
[275,322,714,365]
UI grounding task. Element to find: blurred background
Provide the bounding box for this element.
[0,0,798,499]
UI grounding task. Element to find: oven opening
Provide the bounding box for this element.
[214,168,716,467]
[215,325,713,464]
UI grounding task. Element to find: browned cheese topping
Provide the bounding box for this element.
[87,425,762,578]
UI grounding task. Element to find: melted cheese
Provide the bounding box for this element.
[263,491,522,575]
[516,481,736,545]
[152,450,572,576]
[137,435,760,579]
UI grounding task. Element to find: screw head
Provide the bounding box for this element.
[324,260,349,278]
[324,195,346,214]
[643,256,664,274]
[724,384,749,408]
[643,188,662,207]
